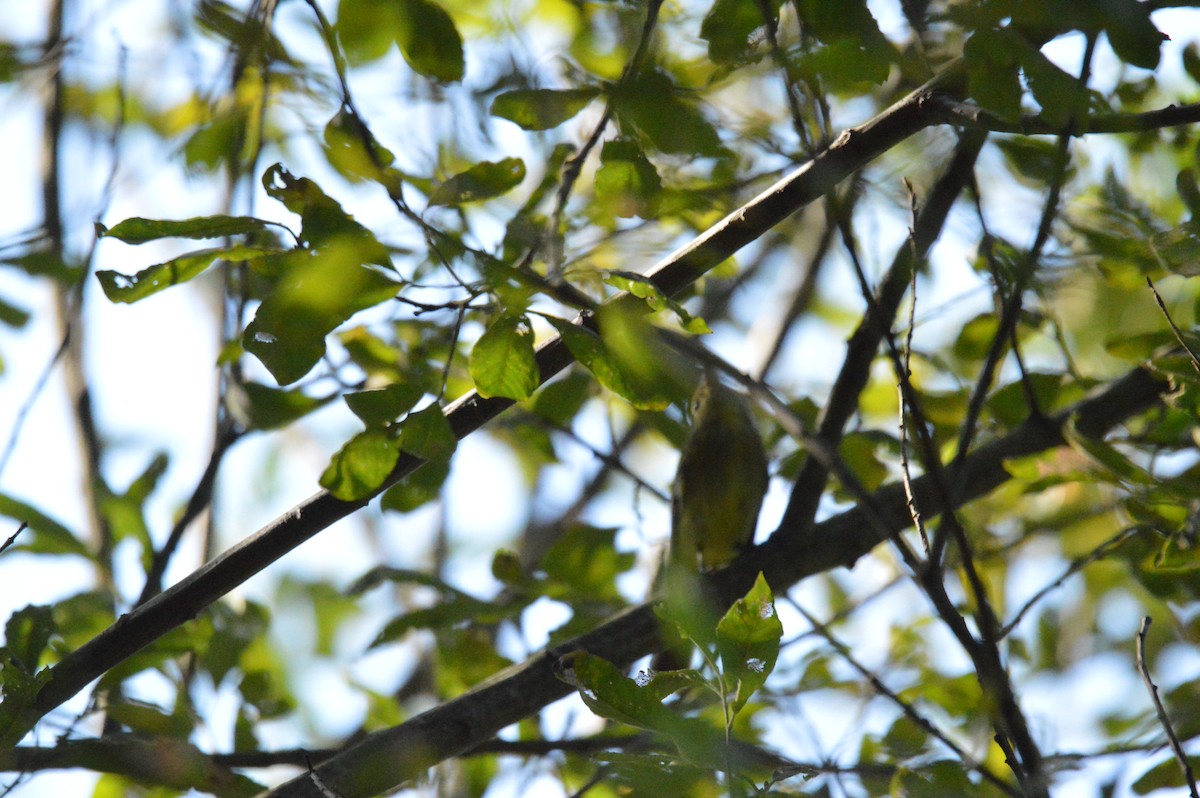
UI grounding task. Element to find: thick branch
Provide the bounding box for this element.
[776,129,987,541]
[266,364,1169,798]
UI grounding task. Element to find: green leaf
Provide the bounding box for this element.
[837,432,890,493]
[952,312,1001,362]
[530,370,593,426]
[320,427,402,501]
[338,0,466,80]
[428,158,526,206]
[1063,418,1154,486]
[98,454,169,571]
[336,0,396,65]
[602,271,709,333]
[716,573,781,715]
[1184,43,1200,85]
[278,578,361,658]
[611,71,724,157]
[797,0,883,43]
[0,296,29,328]
[469,315,540,400]
[380,460,450,512]
[206,602,270,687]
[105,699,193,738]
[889,760,977,797]
[590,751,710,794]
[557,652,727,765]
[0,648,55,750]
[1132,754,1200,795]
[3,250,78,283]
[881,715,929,759]
[995,137,1063,183]
[4,605,55,674]
[490,88,600,130]
[358,569,523,647]
[795,38,891,89]
[239,382,332,430]
[243,242,399,385]
[1099,0,1164,70]
[0,495,86,559]
[543,316,670,411]
[397,403,457,463]
[395,0,464,82]
[97,245,277,304]
[594,303,686,408]
[182,104,251,174]
[1019,46,1087,128]
[96,215,274,244]
[701,0,781,64]
[261,164,390,262]
[323,108,400,186]
[964,29,1022,123]
[370,590,519,647]
[595,140,661,219]
[349,565,460,595]
[540,525,636,602]
[344,383,424,426]
[555,651,678,731]
[1177,169,1200,219]
[1149,224,1200,277]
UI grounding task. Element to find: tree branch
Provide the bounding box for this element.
[266,362,1170,798]
[927,96,1200,136]
[0,61,972,749]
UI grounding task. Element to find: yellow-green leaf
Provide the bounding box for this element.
[469,315,539,400]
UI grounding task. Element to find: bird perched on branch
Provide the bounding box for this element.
[670,369,769,572]
[653,369,769,673]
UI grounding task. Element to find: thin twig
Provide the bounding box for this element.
[928,95,1200,136]
[1146,277,1200,375]
[898,179,929,554]
[1000,527,1141,638]
[1136,617,1199,798]
[0,523,27,556]
[547,0,664,277]
[136,423,242,605]
[796,604,1020,797]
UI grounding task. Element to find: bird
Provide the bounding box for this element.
[653,369,769,672]
[670,370,769,573]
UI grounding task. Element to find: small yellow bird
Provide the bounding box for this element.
[670,370,769,571]
[652,370,769,672]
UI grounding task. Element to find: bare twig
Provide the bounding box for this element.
[772,129,987,546]
[0,523,27,556]
[1146,277,1200,375]
[136,423,242,605]
[548,0,664,277]
[898,179,929,554]
[796,605,1019,796]
[1000,527,1142,638]
[927,95,1200,136]
[1136,617,1199,798]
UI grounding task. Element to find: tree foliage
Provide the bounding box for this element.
[3,0,1200,796]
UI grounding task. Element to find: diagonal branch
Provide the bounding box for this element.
[0,62,971,748]
[265,360,1170,798]
[775,128,988,545]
